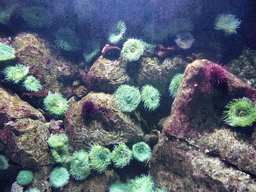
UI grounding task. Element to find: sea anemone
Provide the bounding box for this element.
[141,85,160,111]
[83,39,100,63]
[70,150,91,180]
[174,32,195,49]
[205,63,228,88]
[223,97,256,127]
[47,134,68,148]
[111,143,133,168]
[89,144,111,173]
[214,13,241,35]
[43,92,68,116]
[0,42,15,61]
[169,73,183,98]
[108,21,126,44]
[121,38,144,62]
[50,167,70,188]
[114,85,141,112]
[16,170,34,186]
[22,6,53,28]
[55,28,80,52]
[132,142,151,162]
[23,76,42,92]
[0,155,9,170]
[3,64,29,84]
[109,181,128,192]
[82,100,97,118]
[128,174,154,192]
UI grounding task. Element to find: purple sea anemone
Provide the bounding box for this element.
[82,100,97,118]
[205,62,228,88]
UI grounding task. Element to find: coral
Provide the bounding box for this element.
[43,92,68,116]
[50,167,70,188]
[121,38,144,62]
[132,142,151,162]
[174,32,195,49]
[109,181,128,192]
[0,42,15,61]
[0,154,9,170]
[223,97,256,127]
[128,174,154,192]
[82,100,97,118]
[141,85,160,111]
[70,150,91,180]
[110,143,133,168]
[3,64,29,84]
[108,21,127,44]
[83,39,100,63]
[214,14,241,35]
[55,28,80,52]
[205,63,228,88]
[16,170,34,186]
[114,85,141,112]
[47,134,68,149]
[169,73,183,98]
[22,6,53,28]
[23,76,42,92]
[89,144,111,173]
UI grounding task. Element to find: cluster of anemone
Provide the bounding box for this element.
[43,92,68,116]
[214,13,241,35]
[121,38,144,62]
[55,28,80,52]
[169,73,183,98]
[223,97,256,127]
[108,20,127,44]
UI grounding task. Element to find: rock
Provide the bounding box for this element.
[64,92,144,150]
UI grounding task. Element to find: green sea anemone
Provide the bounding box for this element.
[109,181,128,192]
[132,142,151,162]
[223,97,256,127]
[83,39,100,63]
[111,143,133,168]
[3,64,29,84]
[89,144,111,173]
[108,21,126,44]
[121,38,144,62]
[23,76,42,92]
[114,85,141,112]
[0,155,9,170]
[50,167,70,188]
[141,85,160,111]
[0,42,15,61]
[55,28,80,52]
[26,188,40,192]
[70,150,91,180]
[43,92,68,116]
[169,73,183,98]
[47,134,68,149]
[128,174,154,192]
[214,13,241,35]
[22,6,53,28]
[16,170,34,186]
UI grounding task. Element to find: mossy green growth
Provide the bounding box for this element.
[3,64,29,84]
[132,142,151,162]
[141,85,160,111]
[114,85,141,112]
[0,155,9,170]
[0,42,15,61]
[23,76,42,92]
[128,174,154,192]
[111,143,133,168]
[50,167,70,188]
[70,150,91,180]
[43,92,68,116]
[89,144,111,173]
[169,73,183,98]
[121,38,144,62]
[16,170,34,186]
[223,97,256,127]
